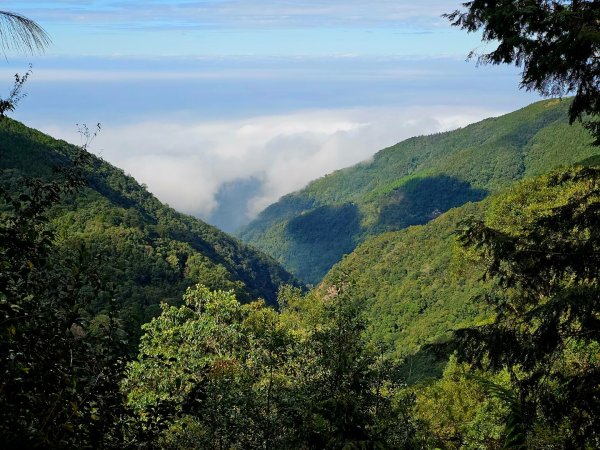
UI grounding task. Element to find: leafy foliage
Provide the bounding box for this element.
[0,142,127,448]
[414,358,509,449]
[1,8,598,443]
[321,201,492,377]
[446,0,600,142]
[454,166,600,448]
[2,117,598,448]
[122,282,418,449]
[0,118,298,343]
[0,112,296,446]
[321,164,600,447]
[322,159,600,375]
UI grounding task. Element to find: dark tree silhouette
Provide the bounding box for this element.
[455,167,600,448]
[447,0,600,142]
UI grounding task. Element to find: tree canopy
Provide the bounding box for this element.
[454,166,600,448]
[447,0,600,141]
[122,282,418,449]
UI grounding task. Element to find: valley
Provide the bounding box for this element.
[3,98,599,448]
[240,99,596,285]
[2,2,599,448]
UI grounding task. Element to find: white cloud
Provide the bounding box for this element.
[39,105,504,224]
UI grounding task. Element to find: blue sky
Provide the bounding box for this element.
[3,1,478,57]
[0,1,542,231]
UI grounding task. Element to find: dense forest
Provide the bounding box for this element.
[2,1,600,449]
[3,100,598,449]
[239,99,597,284]
[0,118,298,337]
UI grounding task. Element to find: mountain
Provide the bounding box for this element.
[238,99,597,285]
[322,201,490,381]
[0,118,297,334]
[320,159,600,382]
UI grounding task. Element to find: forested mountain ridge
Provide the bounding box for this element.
[239,99,598,284]
[3,2,598,446]
[3,117,597,450]
[321,201,489,381]
[0,118,297,329]
[319,155,600,381]
[114,162,600,449]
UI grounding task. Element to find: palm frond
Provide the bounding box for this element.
[0,10,51,55]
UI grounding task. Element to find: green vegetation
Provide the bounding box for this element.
[454,166,600,447]
[446,0,600,143]
[122,283,418,449]
[414,358,509,449]
[0,118,298,338]
[119,164,600,448]
[321,165,600,447]
[0,112,301,447]
[3,2,598,447]
[0,134,139,447]
[0,155,419,447]
[1,110,599,448]
[322,161,600,375]
[239,99,599,284]
[321,201,490,380]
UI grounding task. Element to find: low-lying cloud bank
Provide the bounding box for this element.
[41,106,501,231]
[8,55,538,232]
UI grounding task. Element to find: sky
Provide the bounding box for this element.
[0,1,542,231]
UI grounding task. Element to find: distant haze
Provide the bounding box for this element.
[0,2,542,231]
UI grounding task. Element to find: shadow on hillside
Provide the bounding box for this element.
[398,343,451,385]
[375,175,487,232]
[282,176,486,285]
[285,203,361,284]
[88,176,139,210]
[577,154,600,167]
[0,130,71,179]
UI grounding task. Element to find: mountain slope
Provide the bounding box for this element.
[322,201,490,381]
[239,99,598,284]
[0,118,297,331]
[321,161,600,382]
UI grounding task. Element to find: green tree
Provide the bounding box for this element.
[454,166,600,448]
[122,285,300,449]
[0,145,129,448]
[123,282,418,449]
[415,357,508,450]
[447,0,600,141]
[291,278,417,449]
